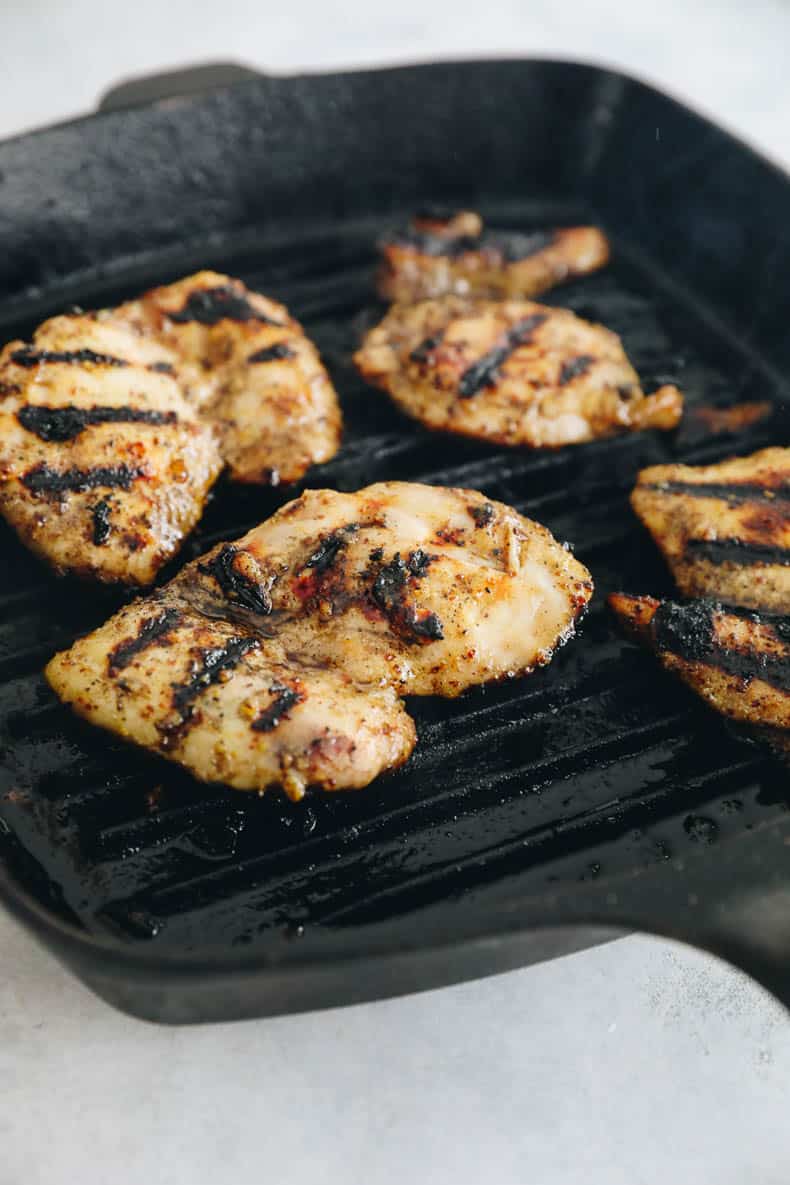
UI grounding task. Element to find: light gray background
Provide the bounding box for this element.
[1,2,789,1183]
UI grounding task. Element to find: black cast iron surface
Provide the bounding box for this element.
[1,60,790,1023]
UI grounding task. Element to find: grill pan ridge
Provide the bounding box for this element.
[2,60,790,1023]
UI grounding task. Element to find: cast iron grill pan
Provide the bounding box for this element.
[1,61,790,1022]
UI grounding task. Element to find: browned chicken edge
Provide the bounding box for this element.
[608,592,790,733]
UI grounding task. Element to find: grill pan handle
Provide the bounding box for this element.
[98,62,264,112]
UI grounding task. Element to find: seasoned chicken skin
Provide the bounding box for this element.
[192,482,594,696]
[0,314,222,586]
[46,598,414,799]
[46,482,593,797]
[355,296,683,449]
[631,447,790,613]
[609,593,790,733]
[377,209,610,302]
[119,271,342,485]
[0,271,341,584]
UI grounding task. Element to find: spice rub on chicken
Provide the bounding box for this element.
[631,447,790,614]
[46,597,415,800]
[377,209,610,303]
[609,593,790,734]
[46,482,593,797]
[354,296,683,449]
[196,482,595,696]
[0,315,222,586]
[0,271,341,585]
[122,271,341,486]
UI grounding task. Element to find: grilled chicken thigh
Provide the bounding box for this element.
[118,271,342,485]
[631,447,790,613]
[609,593,790,733]
[355,296,683,449]
[377,210,610,302]
[191,482,594,696]
[0,315,222,585]
[0,272,342,584]
[47,482,593,797]
[47,597,415,799]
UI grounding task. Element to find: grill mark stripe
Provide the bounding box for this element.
[302,523,361,575]
[653,600,790,691]
[168,286,284,327]
[18,405,178,443]
[91,499,112,546]
[477,229,559,263]
[248,343,296,364]
[370,551,443,643]
[458,314,548,399]
[685,538,790,567]
[10,347,129,369]
[21,463,145,497]
[643,479,790,506]
[108,608,183,673]
[252,683,304,732]
[558,353,595,386]
[169,637,260,722]
[390,227,557,262]
[198,546,273,615]
[410,331,445,364]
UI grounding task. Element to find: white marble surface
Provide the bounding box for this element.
[2,2,790,1182]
